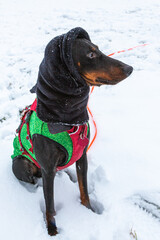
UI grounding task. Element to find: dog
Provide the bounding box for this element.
[11,27,133,236]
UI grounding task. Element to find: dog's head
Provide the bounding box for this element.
[72,38,133,86]
[30,28,133,124]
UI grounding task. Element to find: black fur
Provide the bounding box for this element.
[12,27,133,236]
[30,27,90,125]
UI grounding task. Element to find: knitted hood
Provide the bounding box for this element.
[30,27,90,125]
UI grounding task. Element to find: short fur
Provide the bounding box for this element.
[12,27,133,236]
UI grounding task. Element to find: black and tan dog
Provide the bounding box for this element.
[12,27,133,236]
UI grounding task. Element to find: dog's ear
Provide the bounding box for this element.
[30,84,37,93]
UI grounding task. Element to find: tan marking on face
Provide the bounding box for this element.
[91,47,96,51]
[83,71,112,85]
[78,62,81,67]
[82,66,127,86]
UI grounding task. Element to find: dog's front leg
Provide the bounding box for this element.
[76,152,93,211]
[33,135,63,236]
[41,168,58,236]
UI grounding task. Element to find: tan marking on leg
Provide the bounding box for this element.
[78,176,90,206]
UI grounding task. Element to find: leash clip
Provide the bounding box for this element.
[80,132,85,140]
[79,125,87,140]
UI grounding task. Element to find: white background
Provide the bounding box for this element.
[0,0,160,239]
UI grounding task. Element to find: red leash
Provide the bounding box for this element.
[16,102,41,168]
[108,43,149,57]
[87,43,149,151]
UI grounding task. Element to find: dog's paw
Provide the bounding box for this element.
[81,199,104,215]
[89,199,104,215]
[47,221,58,236]
[64,168,77,183]
[19,180,38,193]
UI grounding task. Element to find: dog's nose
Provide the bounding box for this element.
[124,65,133,76]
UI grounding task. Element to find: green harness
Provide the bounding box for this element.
[12,108,89,170]
[11,111,73,166]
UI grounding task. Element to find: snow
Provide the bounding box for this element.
[0,0,160,239]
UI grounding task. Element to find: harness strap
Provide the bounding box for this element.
[30,99,37,111]
[26,122,34,153]
[17,101,40,168]
[17,99,89,170]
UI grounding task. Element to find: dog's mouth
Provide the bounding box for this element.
[81,74,130,86]
[95,77,125,85]
[81,65,133,86]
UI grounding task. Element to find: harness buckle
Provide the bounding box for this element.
[80,124,87,140]
[80,132,85,139]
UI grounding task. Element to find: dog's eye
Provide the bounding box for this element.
[87,52,97,59]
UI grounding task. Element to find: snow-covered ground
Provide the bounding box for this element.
[0,0,160,239]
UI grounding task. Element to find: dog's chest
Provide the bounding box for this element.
[12,110,89,170]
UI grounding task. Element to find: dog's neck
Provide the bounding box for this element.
[30,27,90,125]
